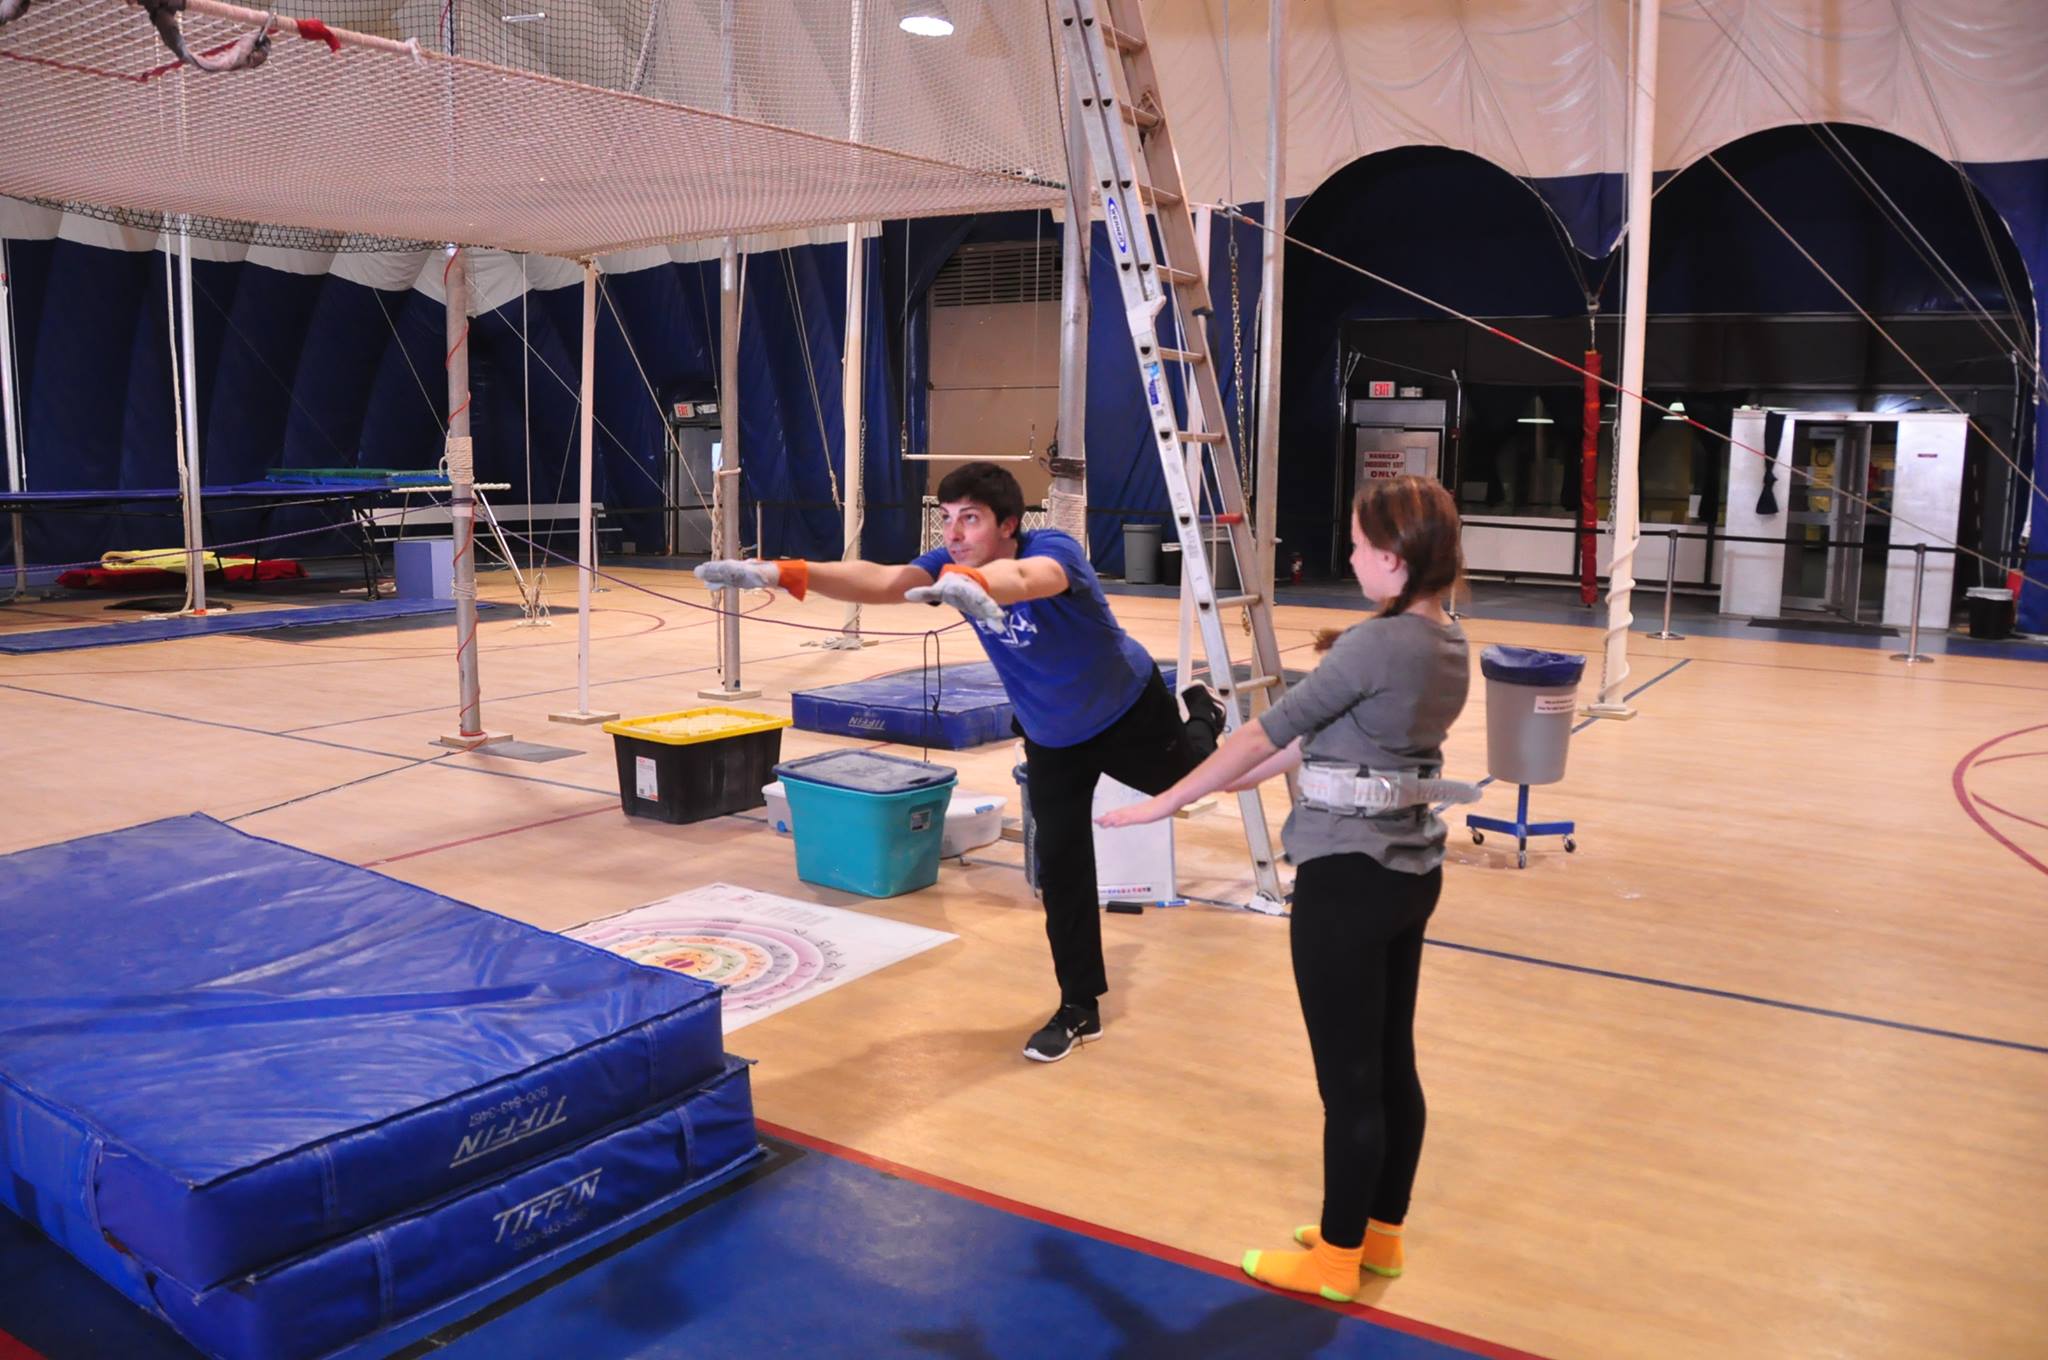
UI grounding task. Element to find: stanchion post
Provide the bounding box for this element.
[1890,543,1934,665]
[1649,528,1684,640]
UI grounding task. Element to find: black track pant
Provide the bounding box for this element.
[1023,668,1208,1006]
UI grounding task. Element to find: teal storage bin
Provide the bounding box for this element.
[775,751,958,898]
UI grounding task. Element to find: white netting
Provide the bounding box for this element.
[0,0,1068,256]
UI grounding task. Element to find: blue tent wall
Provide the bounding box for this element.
[0,236,915,572]
[1269,131,2038,604]
[1962,157,2048,631]
[4,125,2039,609]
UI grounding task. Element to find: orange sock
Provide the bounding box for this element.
[1292,1219,1405,1278]
[1242,1236,1363,1302]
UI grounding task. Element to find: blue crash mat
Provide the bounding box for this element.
[0,599,498,654]
[0,815,725,1300]
[153,1060,761,1360]
[792,661,1015,749]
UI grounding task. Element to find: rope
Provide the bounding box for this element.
[1704,154,2044,513]
[485,517,973,639]
[784,250,840,511]
[1205,201,2047,598]
[1686,0,2045,398]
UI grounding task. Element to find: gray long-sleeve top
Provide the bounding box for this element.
[1257,611,1472,873]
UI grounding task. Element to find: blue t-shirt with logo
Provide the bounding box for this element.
[912,529,1153,747]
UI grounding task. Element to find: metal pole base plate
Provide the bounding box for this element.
[1580,703,1638,721]
[1888,653,1935,665]
[696,685,763,700]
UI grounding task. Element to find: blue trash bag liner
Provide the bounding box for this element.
[1479,644,1587,688]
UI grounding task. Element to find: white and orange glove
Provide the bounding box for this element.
[693,559,808,600]
[905,564,1005,625]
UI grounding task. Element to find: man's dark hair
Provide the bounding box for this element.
[934,461,1025,532]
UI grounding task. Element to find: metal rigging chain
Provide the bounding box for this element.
[1228,219,1251,501]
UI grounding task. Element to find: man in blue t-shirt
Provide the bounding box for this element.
[696,462,1221,1063]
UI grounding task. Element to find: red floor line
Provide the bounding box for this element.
[1972,749,2048,767]
[1953,723,2048,879]
[0,1328,44,1360]
[359,800,617,867]
[1974,796,2048,837]
[756,1120,1552,1360]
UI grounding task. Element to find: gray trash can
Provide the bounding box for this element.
[1481,645,1586,786]
[1124,522,1162,584]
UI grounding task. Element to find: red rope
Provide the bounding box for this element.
[1579,349,1601,605]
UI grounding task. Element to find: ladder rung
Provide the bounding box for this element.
[1120,102,1163,130]
[1234,675,1283,693]
[1177,430,1225,444]
[1158,264,1201,286]
[1156,346,1204,365]
[1139,184,1184,209]
[1213,593,1261,610]
[1105,22,1144,53]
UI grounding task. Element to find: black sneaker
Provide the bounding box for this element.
[1181,684,1225,757]
[1022,1004,1103,1063]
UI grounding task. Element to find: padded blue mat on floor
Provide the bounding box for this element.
[792,662,1015,749]
[790,657,1313,751]
[2,1134,1506,1360]
[0,814,726,1310]
[0,599,484,653]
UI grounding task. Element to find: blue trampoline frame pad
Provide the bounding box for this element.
[0,815,730,1308]
[792,661,1015,749]
[0,599,509,653]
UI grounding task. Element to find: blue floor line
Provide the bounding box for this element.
[0,682,618,803]
[1425,938,2048,1056]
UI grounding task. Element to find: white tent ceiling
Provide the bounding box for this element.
[3,0,2042,261]
[1147,0,2048,207]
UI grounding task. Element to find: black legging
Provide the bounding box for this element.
[1289,852,1441,1249]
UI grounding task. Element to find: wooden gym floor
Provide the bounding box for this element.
[1,566,2043,1359]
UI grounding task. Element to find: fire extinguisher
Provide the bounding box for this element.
[1289,552,1304,585]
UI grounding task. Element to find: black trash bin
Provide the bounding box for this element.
[1966,588,2015,640]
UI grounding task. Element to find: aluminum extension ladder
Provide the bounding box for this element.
[1057,0,1291,910]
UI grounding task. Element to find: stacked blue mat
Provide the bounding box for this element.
[0,816,761,1360]
[792,661,1015,750]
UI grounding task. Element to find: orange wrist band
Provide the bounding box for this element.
[938,563,991,591]
[775,559,809,601]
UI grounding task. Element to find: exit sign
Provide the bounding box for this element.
[1367,380,1396,398]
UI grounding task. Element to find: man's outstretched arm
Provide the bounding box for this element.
[694,558,934,604]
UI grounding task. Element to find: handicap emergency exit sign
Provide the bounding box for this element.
[1362,449,1407,479]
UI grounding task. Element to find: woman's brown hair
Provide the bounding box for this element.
[1316,475,1464,651]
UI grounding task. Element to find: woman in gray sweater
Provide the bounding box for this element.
[1099,474,1470,1302]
